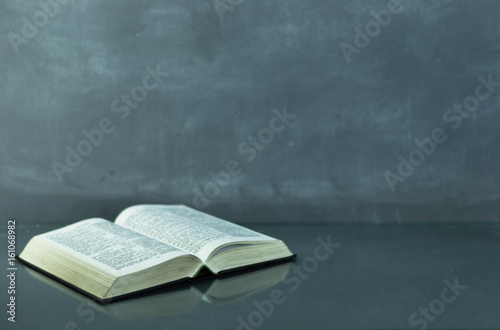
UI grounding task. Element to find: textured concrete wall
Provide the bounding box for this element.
[1,0,499,223]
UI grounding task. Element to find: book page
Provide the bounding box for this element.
[38,218,188,275]
[114,205,275,262]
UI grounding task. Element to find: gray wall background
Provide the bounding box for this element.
[1,0,500,224]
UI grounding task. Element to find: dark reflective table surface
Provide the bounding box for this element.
[2,223,500,329]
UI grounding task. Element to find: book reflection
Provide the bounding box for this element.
[25,261,293,320]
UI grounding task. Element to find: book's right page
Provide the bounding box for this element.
[114,205,278,263]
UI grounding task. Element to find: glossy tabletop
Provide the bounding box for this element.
[2,222,500,330]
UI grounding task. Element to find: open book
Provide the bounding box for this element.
[19,205,294,302]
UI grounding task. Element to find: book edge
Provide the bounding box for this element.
[16,255,192,305]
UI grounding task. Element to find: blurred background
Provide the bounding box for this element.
[1,0,499,224]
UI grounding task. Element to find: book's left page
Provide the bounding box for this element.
[19,219,202,300]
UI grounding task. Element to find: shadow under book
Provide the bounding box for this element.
[24,261,293,318]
